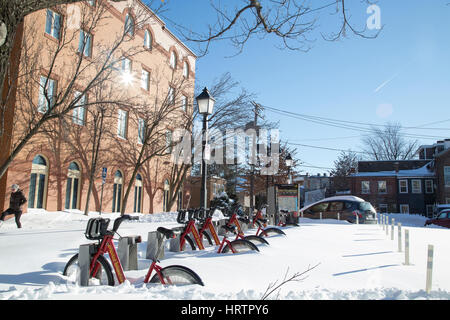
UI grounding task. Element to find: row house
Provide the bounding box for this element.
[1,0,196,214]
[417,139,450,205]
[350,160,436,215]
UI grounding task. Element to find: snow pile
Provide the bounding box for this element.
[1,210,450,300]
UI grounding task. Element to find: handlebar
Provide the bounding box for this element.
[112,214,139,233]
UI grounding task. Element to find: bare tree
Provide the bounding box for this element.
[2,0,156,181]
[110,70,193,215]
[361,122,420,161]
[169,0,381,56]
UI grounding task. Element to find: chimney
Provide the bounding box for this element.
[445,139,450,150]
[394,161,399,173]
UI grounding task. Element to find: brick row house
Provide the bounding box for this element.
[349,139,450,216]
[350,160,436,215]
[418,139,450,205]
[1,0,197,214]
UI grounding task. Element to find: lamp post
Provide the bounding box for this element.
[196,87,215,209]
[286,153,293,184]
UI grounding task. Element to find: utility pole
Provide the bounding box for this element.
[249,101,264,218]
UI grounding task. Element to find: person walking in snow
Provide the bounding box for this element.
[0,184,27,228]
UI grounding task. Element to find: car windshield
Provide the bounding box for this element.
[359,202,376,212]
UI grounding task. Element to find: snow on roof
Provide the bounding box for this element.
[351,163,434,178]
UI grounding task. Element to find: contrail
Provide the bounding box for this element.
[374,73,399,93]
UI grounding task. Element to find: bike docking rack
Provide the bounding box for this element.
[66,215,204,287]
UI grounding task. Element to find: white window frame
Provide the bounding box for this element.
[38,76,55,113]
[445,167,450,187]
[72,91,86,125]
[400,204,409,214]
[141,69,149,91]
[170,51,177,69]
[168,87,175,105]
[183,61,189,78]
[117,109,128,139]
[144,30,151,49]
[399,179,408,194]
[361,181,370,194]
[78,29,92,57]
[138,118,145,144]
[378,181,387,194]
[124,14,134,36]
[45,9,61,40]
[181,95,187,112]
[425,180,434,194]
[121,57,131,73]
[411,179,422,194]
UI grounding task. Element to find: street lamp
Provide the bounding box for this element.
[196,87,215,209]
[286,153,293,184]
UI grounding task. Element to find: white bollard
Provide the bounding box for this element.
[397,223,402,252]
[386,216,389,236]
[391,218,395,240]
[426,245,434,294]
[356,213,359,224]
[404,229,410,266]
[337,212,340,221]
[320,212,322,220]
[382,214,385,230]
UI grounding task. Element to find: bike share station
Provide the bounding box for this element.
[267,184,301,225]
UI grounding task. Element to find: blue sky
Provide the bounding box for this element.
[155,0,450,174]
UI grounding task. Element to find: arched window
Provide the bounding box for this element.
[183,61,189,78]
[144,29,152,49]
[134,174,143,213]
[163,179,170,212]
[170,51,177,69]
[28,155,48,209]
[112,170,123,212]
[124,14,135,36]
[65,162,81,210]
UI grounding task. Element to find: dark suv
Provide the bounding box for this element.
[300,196,378,224]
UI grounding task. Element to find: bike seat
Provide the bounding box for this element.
[157,227,176,239]
[257,218,268,224]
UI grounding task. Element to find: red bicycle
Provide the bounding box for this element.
[63,215,204,286]
[173,209,205,251]
[195,207,259,253]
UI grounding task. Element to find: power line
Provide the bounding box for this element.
[261,104,450,140]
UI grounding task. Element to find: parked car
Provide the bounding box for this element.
[425,209,450,228]
[432,205,450,218]
[300,196,378,224]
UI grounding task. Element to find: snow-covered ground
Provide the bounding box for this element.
[0,209,449,300]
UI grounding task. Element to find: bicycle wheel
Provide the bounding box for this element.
[221,239,259,253]
[180,235,196,251]
[260,227,286,237]
[149,265,204,286]
[63,254,114,286]
[201,232,213,247]
[244,235,269,245]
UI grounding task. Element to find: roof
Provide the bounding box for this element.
[351,163,434,178]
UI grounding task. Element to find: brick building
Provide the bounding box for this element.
[1,0,196,214]
[418,139,450,205]
[350,160,436,215]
